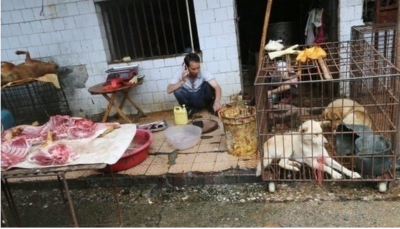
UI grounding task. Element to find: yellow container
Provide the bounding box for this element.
[174,105,188,125]
[219,105,257,156]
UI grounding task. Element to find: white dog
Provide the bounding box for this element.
[256,120,361,180]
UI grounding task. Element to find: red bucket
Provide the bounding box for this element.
[101,129,153,173]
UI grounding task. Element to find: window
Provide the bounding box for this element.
[97,0,200,63]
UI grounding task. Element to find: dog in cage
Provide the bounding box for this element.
[322,98,372,130]
[256,120,362,180]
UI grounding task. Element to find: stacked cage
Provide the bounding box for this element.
[1,80,71,125]
[255,40,399,192]
[352,23,397,64]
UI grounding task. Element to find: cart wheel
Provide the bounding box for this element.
[268,182,275,193]
[377,182,388,193]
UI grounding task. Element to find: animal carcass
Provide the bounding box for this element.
[1,50,59,86]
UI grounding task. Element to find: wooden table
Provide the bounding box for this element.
[1,164,123,227]
[88,82,146,123]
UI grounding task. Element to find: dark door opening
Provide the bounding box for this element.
[237,0,338,97]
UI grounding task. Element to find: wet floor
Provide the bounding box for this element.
[2,180,400,227]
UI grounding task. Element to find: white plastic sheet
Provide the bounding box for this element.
[8,124,137,169]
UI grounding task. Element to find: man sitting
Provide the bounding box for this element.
[167,53,222,118]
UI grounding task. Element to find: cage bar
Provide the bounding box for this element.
[255,40,399,185]
[1,80,71,126]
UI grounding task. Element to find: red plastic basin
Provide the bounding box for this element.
[101,129,153,172]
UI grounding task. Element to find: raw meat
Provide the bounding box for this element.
[1,136,31,169]
[28,143,79,166]
[1,115,120,169]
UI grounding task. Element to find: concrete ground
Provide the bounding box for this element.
[2,109,399,227]
[2,180,400,227]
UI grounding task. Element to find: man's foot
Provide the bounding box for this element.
[187,108,198,119]
[206,104,218,116]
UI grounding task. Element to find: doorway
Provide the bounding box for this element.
[236,0,338,98]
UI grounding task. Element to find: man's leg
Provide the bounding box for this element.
[173,87,192,106]
[173,87,198,118]
[198,82,216,114]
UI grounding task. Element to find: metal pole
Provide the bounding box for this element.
[1,207,9,227]
[1,179,21,226]
[397,2,400,69]
[59,174,79,227]
[396,3,400,159]
[110,168,124,226]
[185,0,194,53]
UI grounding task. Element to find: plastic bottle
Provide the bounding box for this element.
[174,105,188,125]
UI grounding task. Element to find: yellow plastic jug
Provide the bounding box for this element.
[174,105,188,125]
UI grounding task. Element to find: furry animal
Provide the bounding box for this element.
[256,120,361,180]
[1,50,58,86]
[322,98,372,130]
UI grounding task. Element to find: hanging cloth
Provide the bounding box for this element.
[313,9,326,43]
[305,9,316,45]
[305,8,326,45]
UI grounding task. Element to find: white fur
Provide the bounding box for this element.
[256,120,361,180]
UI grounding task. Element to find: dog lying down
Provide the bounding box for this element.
[322,98,372,130]
[256,120,361,180]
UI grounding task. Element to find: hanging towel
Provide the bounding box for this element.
[305,9,316,45]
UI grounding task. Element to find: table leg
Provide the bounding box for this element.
[1,179,21,227]
[58,174,79,227]
[119,89,146,118]
[126,96,147,117]
[119,90,129,109]
[102,93,132,123]
[118,89,146,118]
[102,93,117,122]
[1,207,9,227]
[110,169,124,226]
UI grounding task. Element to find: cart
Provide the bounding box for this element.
[255,40,399,193]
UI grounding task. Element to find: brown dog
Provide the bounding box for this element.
[322,98,372,130]
[1,51,58,86]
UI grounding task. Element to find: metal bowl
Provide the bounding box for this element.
[355,134,392,176]
[335,122,372,156]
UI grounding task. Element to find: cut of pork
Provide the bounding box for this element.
[28,143,79,166]
[1,115,121,169]
[1,136,31,169]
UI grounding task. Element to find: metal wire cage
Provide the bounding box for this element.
[1,80,71,125]
[254,40,399,191]
[351,23,397,64]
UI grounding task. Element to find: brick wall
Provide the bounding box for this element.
[1,0,241,116]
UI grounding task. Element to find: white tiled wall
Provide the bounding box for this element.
[337,0,364,96]
[338,0,364,41]
[1,0,240,116]
[1,0,363,116]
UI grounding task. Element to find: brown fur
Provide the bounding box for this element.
[1,51,58,86]
[322,98,372,130]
